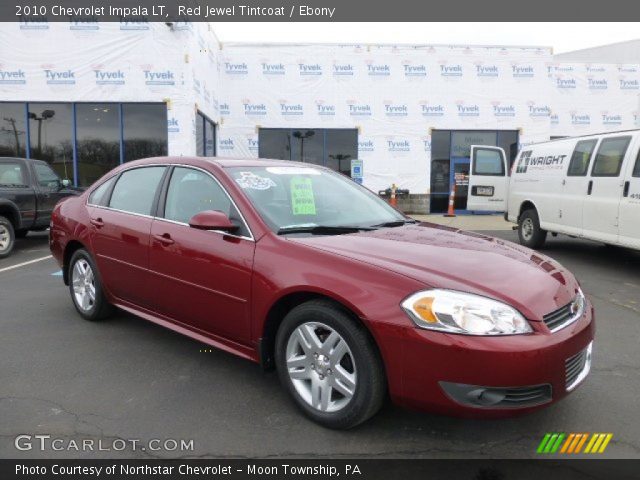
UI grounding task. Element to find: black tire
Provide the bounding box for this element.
[0,215,15,259]
[275,300,386,429]
[518,208,547,249]
[68,249,113,321]
[15,229,28,239]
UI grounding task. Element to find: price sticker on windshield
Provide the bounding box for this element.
[290,177,317,215]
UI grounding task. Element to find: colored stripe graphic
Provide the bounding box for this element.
[537,433,552,453]
[575,433,589,453]
[538,433,613,454]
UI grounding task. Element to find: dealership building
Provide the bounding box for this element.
[1,22,639,213]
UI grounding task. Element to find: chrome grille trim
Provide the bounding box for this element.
[565,342,593,391]
[543,291,585,333]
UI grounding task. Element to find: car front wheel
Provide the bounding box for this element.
[68,249,113,321]
[275,300,386,429]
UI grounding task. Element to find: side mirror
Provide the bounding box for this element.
[61,179,71,188]
[188,210,238,232]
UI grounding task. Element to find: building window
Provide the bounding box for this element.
[76,103,121,187]
[259,129,292,160]
[0,103,27,157]
[196,111,216,157]
[28,103,73,181]
[123,104,168,162]
[0,102,168,187]
[325,130,358,176]
[258,128,358,175]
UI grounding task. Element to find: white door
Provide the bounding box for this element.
[582,135,633,243]
[467,146,508,212]
[560,138,599,236]
[618,145,640,249]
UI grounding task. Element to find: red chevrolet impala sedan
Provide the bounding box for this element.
[50,157,594,428]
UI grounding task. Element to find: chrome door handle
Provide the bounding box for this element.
[90,217,104,228]
[153,233,175,245]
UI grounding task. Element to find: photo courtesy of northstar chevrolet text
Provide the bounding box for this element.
[0,0,639,478]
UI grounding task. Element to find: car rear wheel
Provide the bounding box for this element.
[518,208,547,249]
[275,300,386,429]
[68,249,113,321]
[0,215,15,258]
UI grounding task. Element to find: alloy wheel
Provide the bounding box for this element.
[285,322,357,413]
[72,259,96,313]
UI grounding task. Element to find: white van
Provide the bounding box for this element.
[466,129,640,250]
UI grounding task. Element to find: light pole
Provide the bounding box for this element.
[329,153,352,173]
[292,130,315,162]
[28,109,55,155]
[2,117,24,155]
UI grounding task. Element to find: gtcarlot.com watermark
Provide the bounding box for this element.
[14,434,195,453]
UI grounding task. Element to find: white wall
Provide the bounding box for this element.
[216,43,555,193]
[0,21,222,157]
[547,62,640,137]
[1,23,638,193]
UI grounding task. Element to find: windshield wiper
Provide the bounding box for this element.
[277,225,376,235]
[0,183,28,188]
[370,219,419,228]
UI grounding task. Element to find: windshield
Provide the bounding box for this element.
[227,166,406,233]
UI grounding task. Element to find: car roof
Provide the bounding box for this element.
[133,156,323,169]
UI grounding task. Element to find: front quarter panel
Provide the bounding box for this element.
[251,233,426,398]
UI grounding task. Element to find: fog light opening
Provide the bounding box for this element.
[467,388,506,406]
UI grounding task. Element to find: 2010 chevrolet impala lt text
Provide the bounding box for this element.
[49,157,595,429]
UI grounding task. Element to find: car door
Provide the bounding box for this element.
[560,138,598,236]
[30,161,70,227]
[467,146,508,211]
[582,135,632,243]
[148,166,255,344]
[88,166,167,309]
[618,143,640,249]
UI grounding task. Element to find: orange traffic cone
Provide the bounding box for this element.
[390,183,398,208]
[444,183,456,217]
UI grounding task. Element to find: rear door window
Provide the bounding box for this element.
[633,149,640,178]
[0,162,27,186]
[473,149,505,176]
[109,167,166,216]
[88,176,117,206]
[567,139,597,176]
[591,136,632,177]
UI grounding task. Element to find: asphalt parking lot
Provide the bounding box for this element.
[1,228,639,459]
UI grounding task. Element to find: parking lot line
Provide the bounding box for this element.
[0,255,53,274]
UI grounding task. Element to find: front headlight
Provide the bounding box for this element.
[401,289,532,335]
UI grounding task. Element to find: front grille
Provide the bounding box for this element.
[565,343,592,391]
[543,302,574,331]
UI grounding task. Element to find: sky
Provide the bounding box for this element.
[210,23,640,54]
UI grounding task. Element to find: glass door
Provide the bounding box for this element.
[450,157,471,211]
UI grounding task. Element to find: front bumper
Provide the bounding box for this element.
[384,304,595,417]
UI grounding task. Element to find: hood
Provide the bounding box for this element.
[290,223,580,321]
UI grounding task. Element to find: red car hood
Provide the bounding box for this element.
[290,223,580,321]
